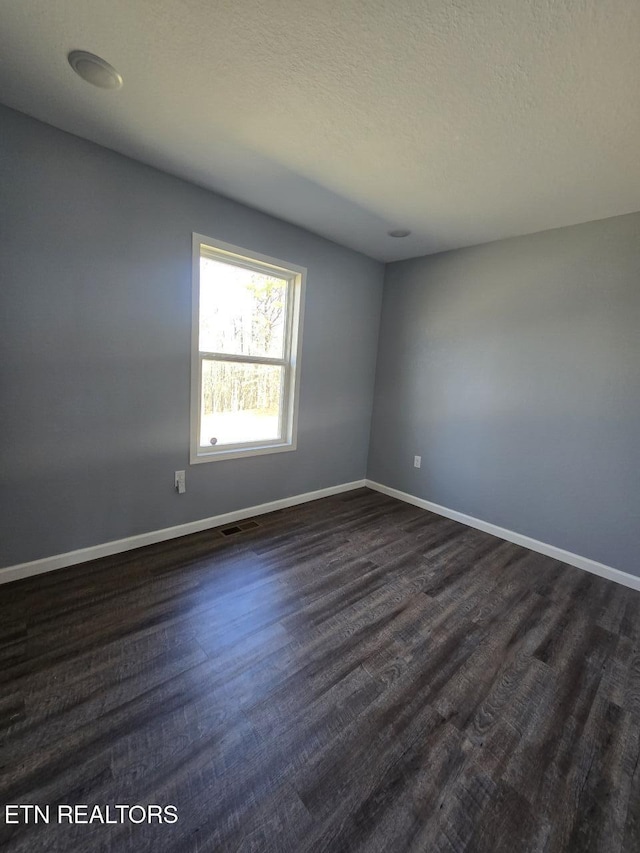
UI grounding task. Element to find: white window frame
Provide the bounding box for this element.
[190,233,306,464]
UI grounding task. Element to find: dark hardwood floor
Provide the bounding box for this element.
[1,488,640,852]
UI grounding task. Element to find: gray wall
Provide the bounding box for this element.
[0,105,384,567]
[368,213,640,573]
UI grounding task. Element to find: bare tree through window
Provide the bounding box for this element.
[199,262,288,446]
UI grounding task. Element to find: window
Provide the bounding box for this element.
[190,234,305,463]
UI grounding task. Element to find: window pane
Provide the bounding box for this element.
[199,258,288,358]
[200,360,284,447]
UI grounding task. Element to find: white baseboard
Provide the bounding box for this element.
[365,479,640,592]
[0,480,366,586]
[4,478,636,594]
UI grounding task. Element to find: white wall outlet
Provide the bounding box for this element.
[175,470,186,494]
[414,456,421,468]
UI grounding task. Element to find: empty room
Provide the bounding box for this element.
[1,0,639,850]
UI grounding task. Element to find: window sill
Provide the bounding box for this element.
[190,441,297,465]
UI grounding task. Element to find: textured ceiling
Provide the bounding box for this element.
[1,0,639,261]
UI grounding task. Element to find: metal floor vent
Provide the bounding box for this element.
[220,520,260,536]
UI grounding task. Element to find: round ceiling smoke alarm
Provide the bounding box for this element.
[68,51,123,90]
[387,229,411,238]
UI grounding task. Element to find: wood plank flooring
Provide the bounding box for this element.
[1,487,640,852]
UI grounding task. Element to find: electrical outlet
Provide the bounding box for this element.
[175,470,186,494]
[414,456,421,469]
